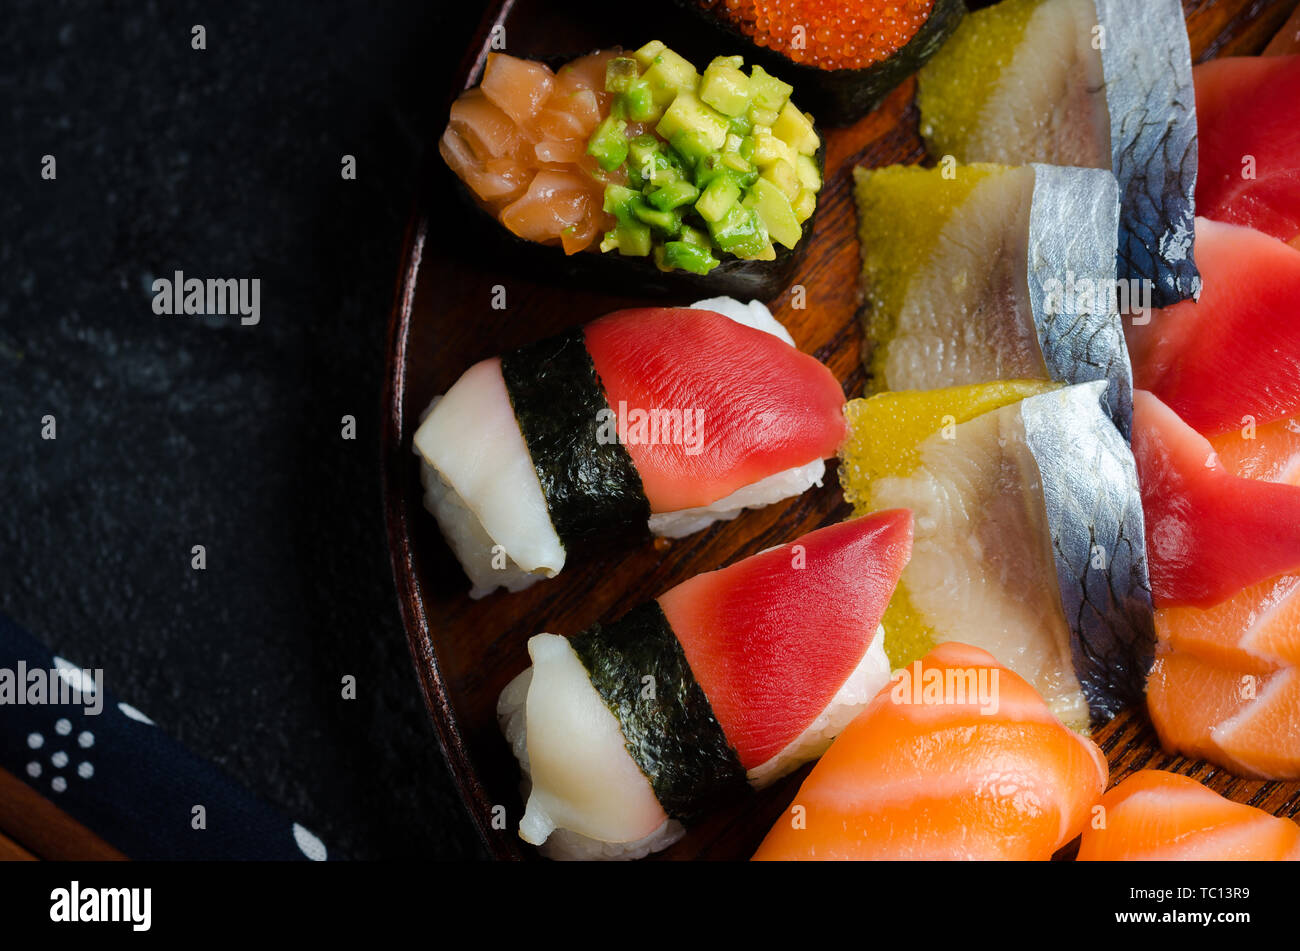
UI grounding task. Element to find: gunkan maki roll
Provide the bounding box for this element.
[440,42,826,299]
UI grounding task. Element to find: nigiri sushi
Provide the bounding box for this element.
[752,642,1109,860]
[852,161,1133,432]
[440,43,825,299]
[916,0,1200,306]
[1077,770,1300,860]
[1132,390,1300,609]
[1127,218,1300,439]
[414,299,846,597]
[678,0,966,125]
[497,511,913,860]
[1195,54,1300,247]
[839,380,1155,729]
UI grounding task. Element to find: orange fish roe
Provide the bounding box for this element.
[706,0,935,71]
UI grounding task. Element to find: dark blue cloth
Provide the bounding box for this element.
[0,612,333,860]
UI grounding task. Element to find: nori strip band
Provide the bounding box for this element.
[1019,382,1157,725]
[570,601,749,821]
[501,328,650,552]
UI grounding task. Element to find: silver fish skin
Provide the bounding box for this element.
[1020,381,1156,724]
[1026,163,1134,439]
[1095,0,1201,307]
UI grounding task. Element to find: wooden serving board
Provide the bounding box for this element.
[382,0,1300,860]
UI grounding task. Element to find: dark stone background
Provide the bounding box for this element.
[1,0,494,859]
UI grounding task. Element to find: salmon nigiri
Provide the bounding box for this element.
[1077,770,1300,860]
[752,642,1108,860]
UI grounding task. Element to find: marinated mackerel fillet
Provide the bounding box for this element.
[853,161,1133,434]
[917,0,1200,306]
[1127,218,1300,439]
[440,41,824,276]
[1077,770,1300,861]
[414,299,845,597]
[1195,54,1300,247]
[753,643,1109,861]
[497,512,913,860]
[840,381,1155,730]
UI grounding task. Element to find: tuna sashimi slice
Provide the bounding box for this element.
[584,308,848,513]
[1133,390,1300,609]
[1077,770,1300,861]
[658,511,912,771]
[752,643,1108,861]
[1127,219,1300,437]
[1195,55,1300,246]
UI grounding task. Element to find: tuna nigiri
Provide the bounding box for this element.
[1077,770,1300,860]
[839,381,1155,729]
[1194,54,1300,247]
[414,299,846,596]
[498,511,913,859]
[752,642,1108,860]
[1132,390,1300,609]
[916,0,1200,306]
[1127,218,1300,438]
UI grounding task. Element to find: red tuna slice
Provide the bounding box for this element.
[583,308,848,513]
[1127,218,1300,437]
[1134,390,1300,609]
[1195,55,1300,245]
[657,511,913,771]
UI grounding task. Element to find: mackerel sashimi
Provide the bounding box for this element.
[852,161,1133,432]
[1127,218,1300,438]
[413,299,846,596]
[1132,390,1300,609]
[752,643,1109,861]
[496,511,913,860]
[839,381,1155,730]
[916,0,1200,306]
[1195,54,1300,246]
[1076,770,1300,861]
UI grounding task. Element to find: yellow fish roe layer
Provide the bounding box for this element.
[916,0,1043,157]
[852,163,1004,387]
[839,380,1058,667]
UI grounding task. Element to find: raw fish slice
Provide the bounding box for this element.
[1157,573,1300,673]
[1133,390,1300,609]
[1194,55,1300,246]
[848,382,1154,729]
[1077,770,1300,861]
[917,0,1200,305]
[1147,650,1300,779]
[659,511,913,772]
[752,643,1108,861]
[1210,416,1300,485]
[1128,219,1300,437]
[584,307,847,513]
[853,162,1132,431]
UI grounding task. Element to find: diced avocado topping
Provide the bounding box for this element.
[584,42,824,272]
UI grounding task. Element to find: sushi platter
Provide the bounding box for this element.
[383,0,1300,859]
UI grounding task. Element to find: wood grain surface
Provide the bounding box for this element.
[0,768,127,861]
[382,0,1300,860]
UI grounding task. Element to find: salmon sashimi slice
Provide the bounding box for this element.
[1133,390,1300,609]
[752,643,1108,860]
[1147,650,1300,780]
[1209,415,1300,485]
[1157,573,1300,673]
[659,512,912,773]
[1127,218,1300,438]
[1194,55,1300,246]
[583,308,848,513]
[1077,770,1300,860]
[480,52,554,130]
